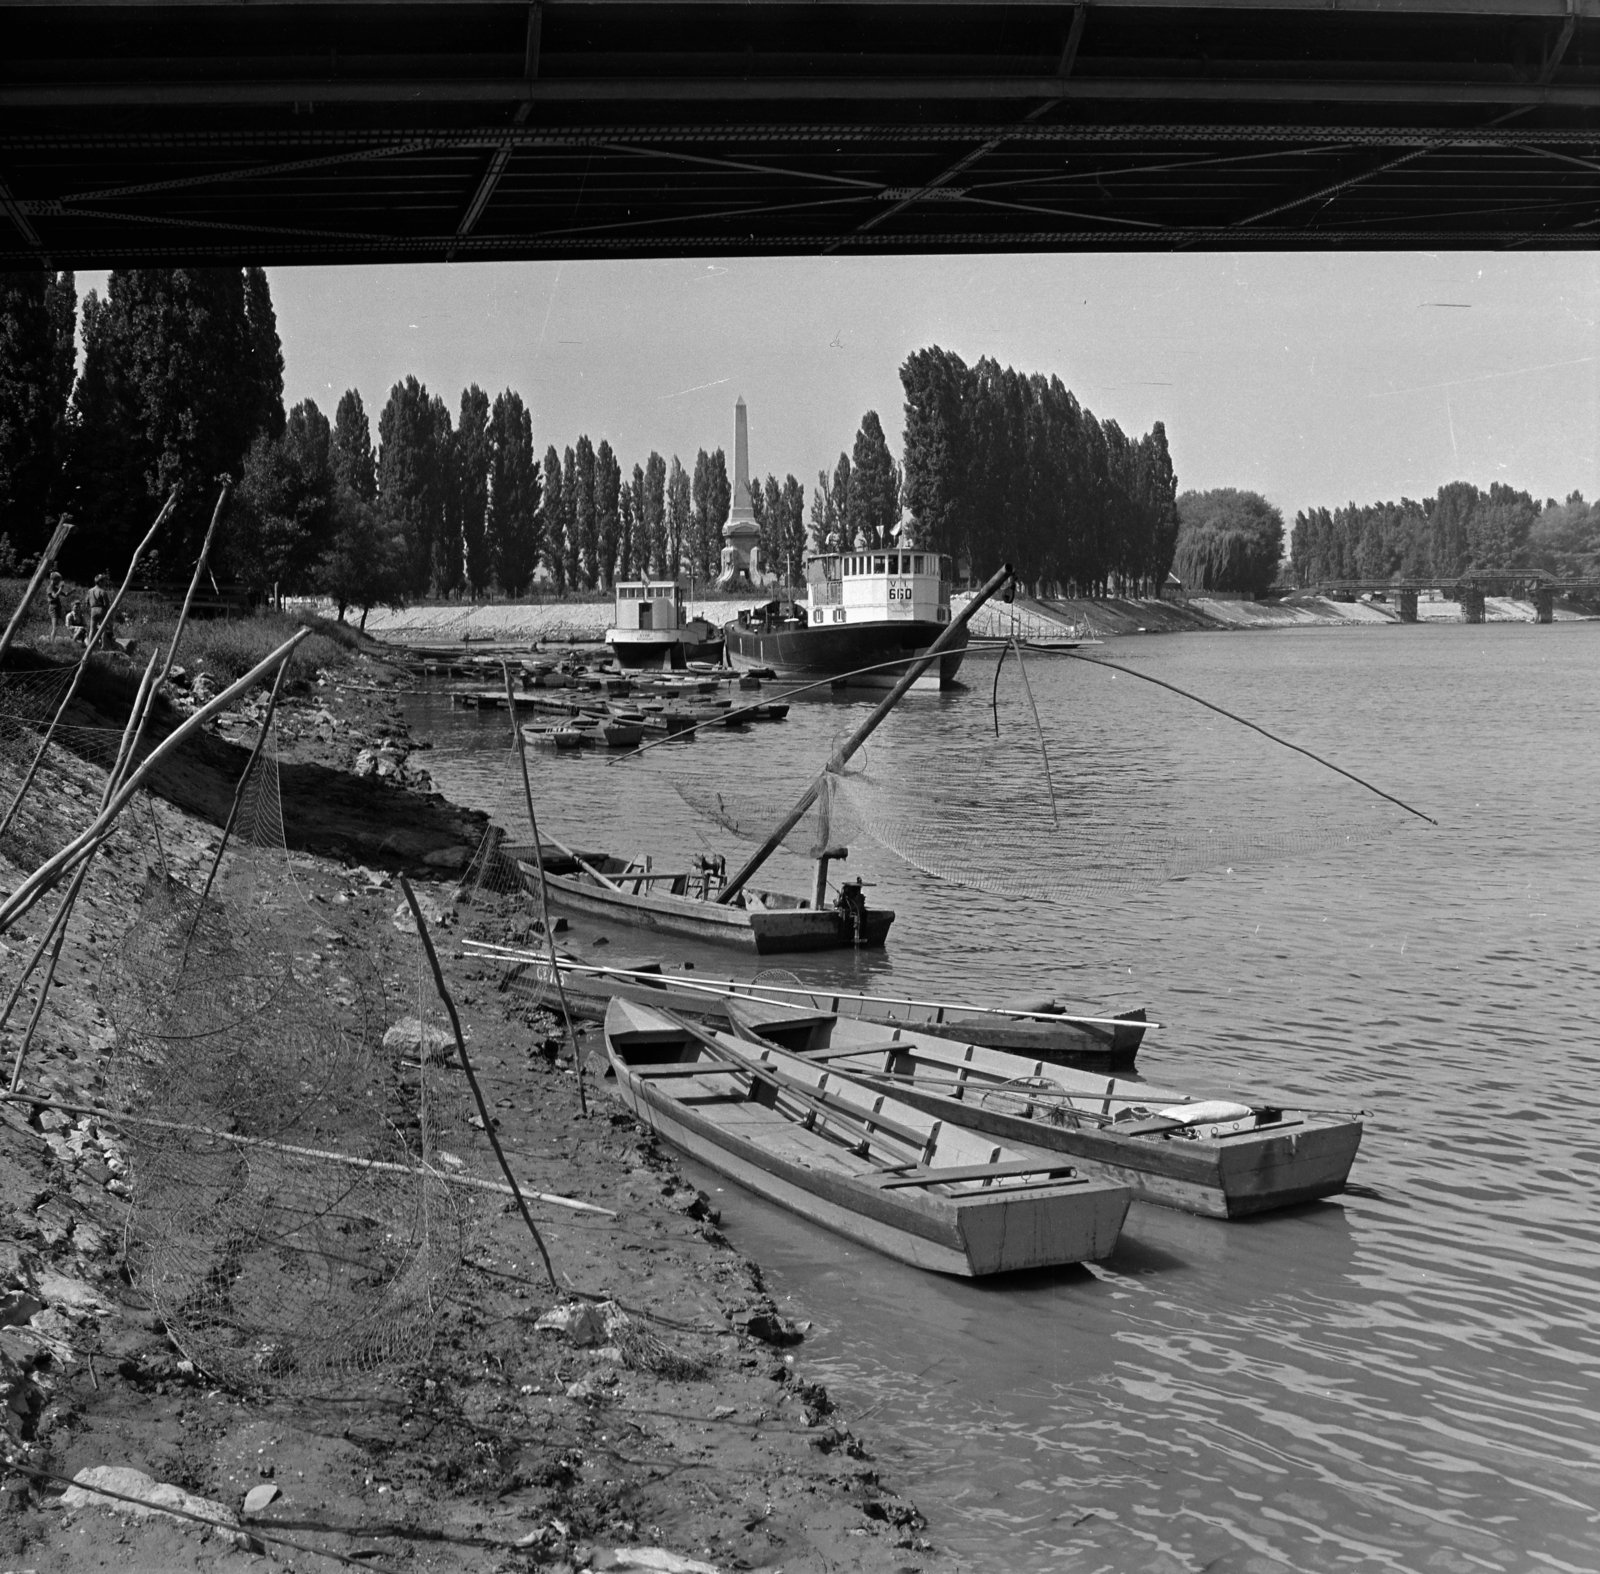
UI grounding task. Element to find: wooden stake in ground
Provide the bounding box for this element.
[0,514,75,666]
[0,489,177,839]
[502,662,587,1117]
[160,476,231,683]
[398,874,559,1292]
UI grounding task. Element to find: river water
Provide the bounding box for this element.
[405,622,1600,1574]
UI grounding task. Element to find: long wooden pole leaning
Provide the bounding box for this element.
[161,476,231,683]
[717,562,1015,904]
[0,629,311,936]
[398,874,560,1292]
[0,489,177,839]
[0,514,75,665]
[503,664,587,1117]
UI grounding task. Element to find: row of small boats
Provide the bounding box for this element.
[601,992,1364,1277]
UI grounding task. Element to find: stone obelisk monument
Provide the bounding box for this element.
[718,396,762,588]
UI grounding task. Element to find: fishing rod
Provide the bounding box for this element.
[460,941,1160,1032]
[1019,641,1438,826]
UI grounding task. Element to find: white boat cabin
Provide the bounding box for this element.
[804,548,954,627]
[613,577,689,633]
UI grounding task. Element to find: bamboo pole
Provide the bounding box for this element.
[0,1091,617,1215]
[0,490,176,838]
[398,875,560,1291]
[459,945,1159,1032]
[0,629,311,936]
[160,476,231,683]
[503,663,587,1117]
[0,514,75,664]
[717,562,1015,904]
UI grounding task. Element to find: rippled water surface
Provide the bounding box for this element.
[406,623,1600,1573]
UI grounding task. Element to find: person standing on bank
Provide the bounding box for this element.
[86,574,113,644]
[46,570,66,639]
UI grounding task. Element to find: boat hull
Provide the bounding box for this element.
[606,630,726,670]
[723,618,968,688]
[726,1006,1363,1219]
[604,1002,1129,1275]
[533,867,895,954]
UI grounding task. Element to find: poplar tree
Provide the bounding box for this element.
[488,389,541,595]
[242,266,286,443]
[561,444,581,590]
[644,451,667,575]
[810,471,834,553]
[829,454,852,551]
[595,438,622,588]
[626,463,645,580]
[780,474,807,584]
[541,446,566,592]
[573,436,598,589]
[688,447,713,585]
[431,392,461,597]
[619,483,636,582]
[666,456,690,579]
[376,376,447,598]
[762,475,782,579]
[457,385,492,597]
[332,389,376,502]
[848,411,898,549]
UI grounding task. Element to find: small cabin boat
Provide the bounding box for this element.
[722,547,966,688]
[724,1000,1364,1219]
[603,998,1131,1276]
[605,578,725,671]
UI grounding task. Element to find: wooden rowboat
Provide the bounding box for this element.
[522,851,894,955]
[464,942,1146,1069]
[603,998,1130,1276]
[724,1000,1363,1219]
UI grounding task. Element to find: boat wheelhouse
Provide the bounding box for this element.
[722,547,966,688]
[604,578,725,670]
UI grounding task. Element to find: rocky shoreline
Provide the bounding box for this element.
[0,641,940,1574]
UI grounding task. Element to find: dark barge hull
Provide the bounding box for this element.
[607,634,726,671]
[722,619,968,688]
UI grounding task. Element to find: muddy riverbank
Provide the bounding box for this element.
[0,645,939,1574]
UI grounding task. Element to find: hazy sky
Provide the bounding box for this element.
[79,252,1600,520]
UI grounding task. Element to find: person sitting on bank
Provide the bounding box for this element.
[85,574,113,642]
[46,570,66,639]
[64,600,86,643]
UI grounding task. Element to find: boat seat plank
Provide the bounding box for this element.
[632,1063,751,1079]
[870,1158,1083,1190]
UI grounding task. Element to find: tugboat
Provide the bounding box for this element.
[604,578,725,670]
[722,545,965,688]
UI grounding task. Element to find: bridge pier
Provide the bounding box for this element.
[1534,588,1554,624]
[1459,587,1486,624]
[1396,589,1418,623]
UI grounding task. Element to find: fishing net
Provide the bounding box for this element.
[97,719,486,1395]
[662,643,1418,906]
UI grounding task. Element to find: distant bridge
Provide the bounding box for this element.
[1282,579,1600,625]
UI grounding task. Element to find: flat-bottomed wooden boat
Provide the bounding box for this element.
[725,1001,1362,1219]
[603,998,1130,1275]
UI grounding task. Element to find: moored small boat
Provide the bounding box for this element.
[724,1001,1363,1219]
[460,946,1147,1069]
[523,849,895,955]
[603,998,1131,1276]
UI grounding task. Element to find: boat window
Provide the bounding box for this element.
[873,555,886,573]
[913,554,924,574]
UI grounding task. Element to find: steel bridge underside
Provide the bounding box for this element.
[4,0,1600,265]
